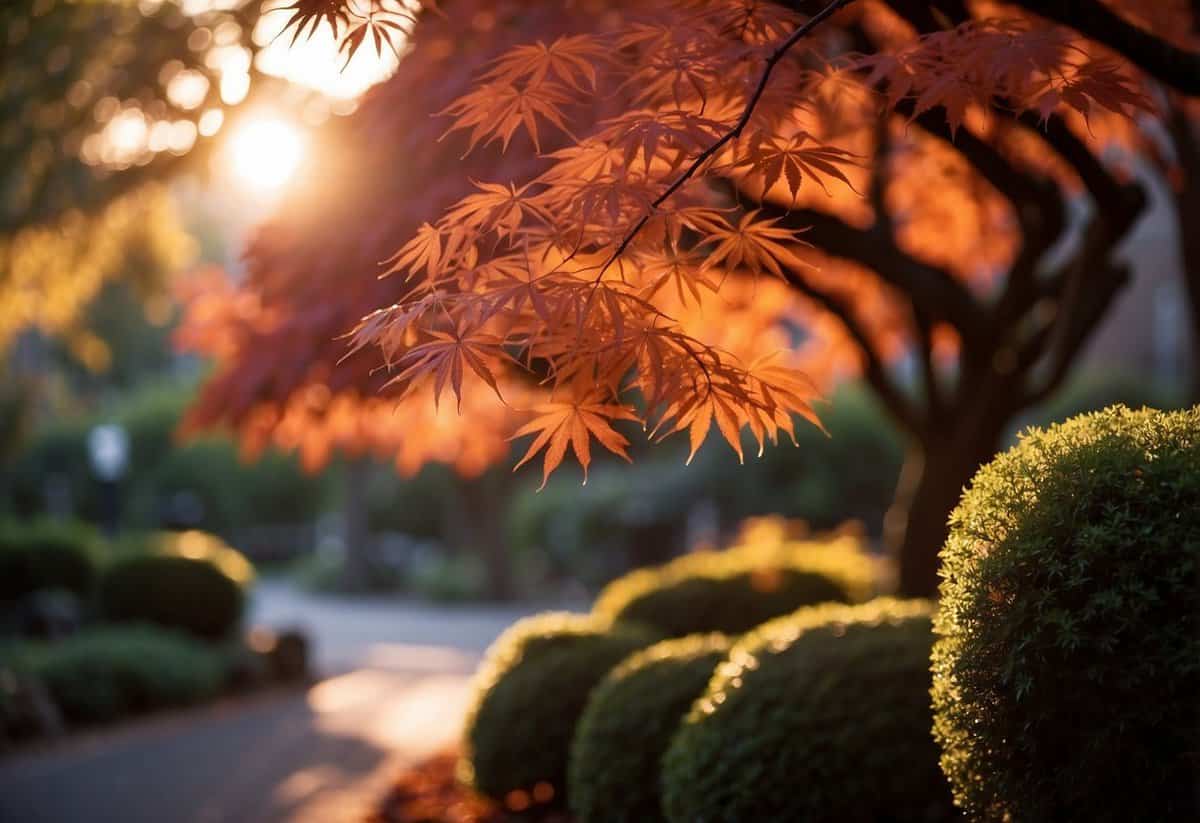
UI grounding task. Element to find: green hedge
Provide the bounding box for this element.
[459,613,660,811]
[11,625,225,724]
[0,519,100,602]
[662,599,955,823]
[593,533,876,637]
[933,406,1200,822]
[98,532,251,640]
[568,633,731,823]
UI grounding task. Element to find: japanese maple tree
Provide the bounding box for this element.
[185,0,1200,596]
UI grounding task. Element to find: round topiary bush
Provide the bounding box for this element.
[662,599,956,823]
[593,534,876,637]
[98,534,248,640]
[459,612,660,812]
[0,519,99,602]
[568,633,730,823]
[932,405,1200,822]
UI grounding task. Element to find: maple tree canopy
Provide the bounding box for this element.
[181,0,1198,488]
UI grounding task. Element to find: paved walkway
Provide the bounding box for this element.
[0,583,563,823]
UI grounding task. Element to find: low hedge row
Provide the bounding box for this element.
[459,406,1197,823]
[462,600,946,823]
[1,525,252,642]
[0,520,100,603]
[8,625,226,724]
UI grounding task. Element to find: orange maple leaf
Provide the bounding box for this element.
[699,210,812,279]
[512,395,638,488]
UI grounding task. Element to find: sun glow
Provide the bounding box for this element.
[253,8,402,102]
[227,116,305,192]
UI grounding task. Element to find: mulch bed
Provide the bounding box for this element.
[370,750,574,823]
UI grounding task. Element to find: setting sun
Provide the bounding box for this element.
[227,117,305,192]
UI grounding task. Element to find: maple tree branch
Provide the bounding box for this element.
[1018,210,1133,406]
[867,113,894,240]
[778,265,926,436]
[869,122,947,421]
[1012,110,1143,218]
[908,107,1057,225]
[758,202,986,345]
[911,306,946,422]
[1022,264,1130,408]
[1166,97,1200,399]
[602,0,856,270]
[1008,0,1200,96]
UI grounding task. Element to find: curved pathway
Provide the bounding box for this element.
[0,582,560,823]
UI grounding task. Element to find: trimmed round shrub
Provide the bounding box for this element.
[593,534,876,637]
[0,520,99,602]
[569,633,731,823]
[459,612,660,811]
[155,530,255,587]
[932,406,1200,822]
[662,599,956,823]
[98,534,249,640]
[12,625,224,724]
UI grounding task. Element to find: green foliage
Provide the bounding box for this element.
[409,552,487,602]
[506,385,904,580]
[98,532,250,640]
[688,385,905,533]
[126,438,332,534]
[9,625,224,724]
[932,405,1200,822]
[593,531,877,637]
[507,469,648,587]
[365,463,455,538]
[662,599,954,823]
[460,613,660,809]
[568,633,731,823]
[0,519,99,602]
[7,380,332,536]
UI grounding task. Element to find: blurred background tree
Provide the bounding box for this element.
[0,0,356,562]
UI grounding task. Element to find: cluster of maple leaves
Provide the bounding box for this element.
[207,0,1157,482]
[313,0,1142,483]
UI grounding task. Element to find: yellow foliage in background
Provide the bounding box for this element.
[0,183,194,356]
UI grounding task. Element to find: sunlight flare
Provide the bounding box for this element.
[227,116,305,192]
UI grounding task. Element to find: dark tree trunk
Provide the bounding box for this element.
[458,473,514,601]
[340,457,372,591]
[883,396,1011,597]
[1167,102,1200,403]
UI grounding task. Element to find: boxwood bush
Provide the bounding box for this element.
[98,531,251,640]
[593,534,876,637]
[662,599,956,823]
[11,625,225,724]
[0,519,99,602]
[568,633,731,823]
[459,613,659,811]
[933,406,1199,822]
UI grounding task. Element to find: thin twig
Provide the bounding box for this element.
[599,0,858,274]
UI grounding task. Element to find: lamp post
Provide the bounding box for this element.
[87,423,129,537]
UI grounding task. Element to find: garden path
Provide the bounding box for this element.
[0,581,559,823]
